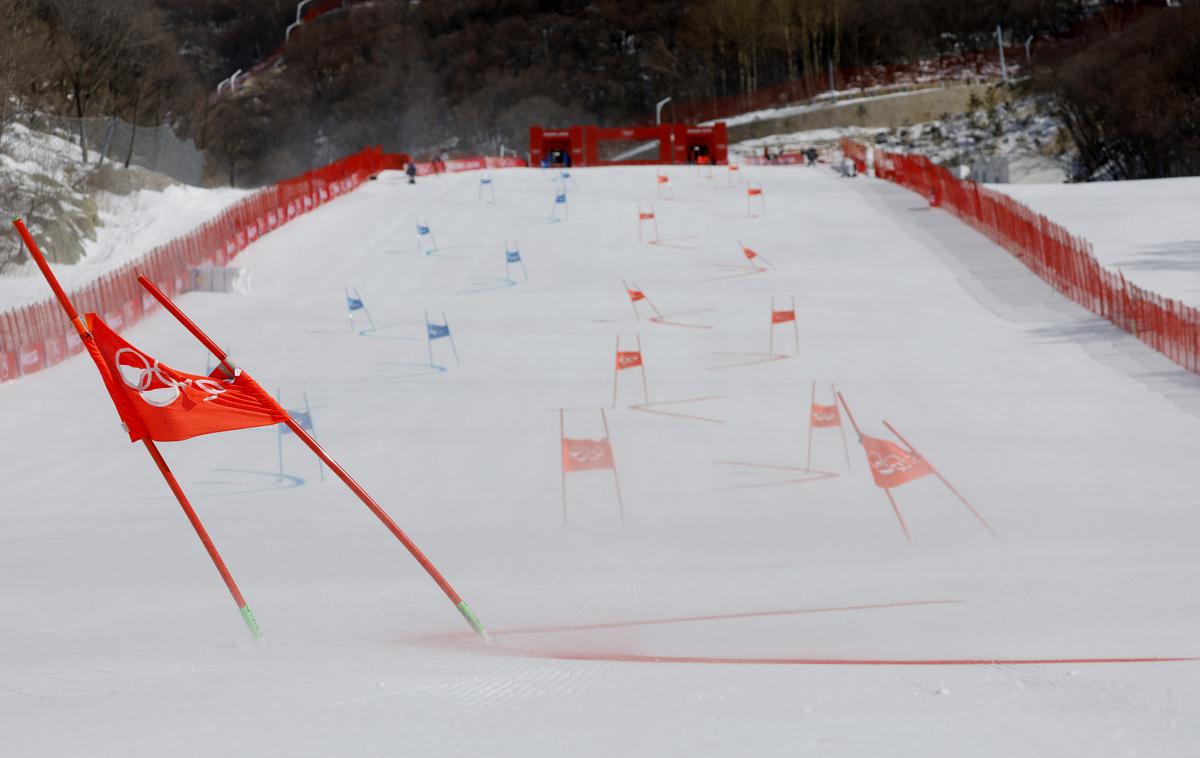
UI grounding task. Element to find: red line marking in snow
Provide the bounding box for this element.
[534,652,1200,667]
[414,600,961,644]
[494,599,960,636]
[715,460,814,472]
[648,308,715,330]
[707,352,790,370]
[403,600,1199,667]
[648,239,699,250]
[630,396,725,423]
[713,460,839,489]
[713,474,839,491]
[706,268,766,282]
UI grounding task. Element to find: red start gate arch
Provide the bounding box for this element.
[529,123,727,167]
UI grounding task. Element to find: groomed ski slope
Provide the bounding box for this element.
[2,164,1199,756]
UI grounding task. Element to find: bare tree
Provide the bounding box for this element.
[26,0,157,161]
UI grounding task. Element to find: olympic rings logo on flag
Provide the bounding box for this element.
[813,410,837,422]
[115,348,228,408]
[567,444,607,463]
[869,451,922,476]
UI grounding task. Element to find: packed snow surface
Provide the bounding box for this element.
[2,164,1198,756]
[995,177,1200,308]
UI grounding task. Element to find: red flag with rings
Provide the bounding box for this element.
[615,351,643,370]
[627,289,646,302]
[810,402,840,428]
[82,314,287,443]
[562,437,615,472]
[860,434,932,489]
[771,309,795,324]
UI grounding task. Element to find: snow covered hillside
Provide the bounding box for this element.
[0,120,248,305]
[733,94,1073,184]
[995,176,1200,307]
[1,165,1198,756]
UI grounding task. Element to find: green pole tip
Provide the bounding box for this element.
[456,601,490,642]
[240,604,264,642]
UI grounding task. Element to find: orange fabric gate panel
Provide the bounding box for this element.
[83,314,287,443]
[810,403,841,428]
[860,434,932,489]
[561,438,615,472]
[615,351,643,370]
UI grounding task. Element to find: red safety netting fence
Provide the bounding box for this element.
[843,138,1200,375]
[1,146,393,384]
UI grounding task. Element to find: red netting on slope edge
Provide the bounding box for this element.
[841,138,1200,376]
[1,147,393,381]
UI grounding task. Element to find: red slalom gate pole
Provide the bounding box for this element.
[601,408,627,532]
[622,279,640,319]
[560,409,568,528]
[637,334,649,404]
[837,391,911,543]
[143,439,263,640]
[769,298,775,355]
[882,420,999,541]
[13,217,263,641]
[612,335,620,409]
[832,382,852,473]
[136,275,490,640]
[835,391,863,441]
[13,218,87,338]
[882,488,913,544]
[805,381,815,472]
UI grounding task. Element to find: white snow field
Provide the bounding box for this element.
[996,177,1200,307]
[2,164,1199,756]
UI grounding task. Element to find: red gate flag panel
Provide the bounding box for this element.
[742,246,759,260]
[638,211,655,220]
[616,351,643,370]
[771,309,796,324]
[860,434,932,489]
[627,288,646,302]
[811,402,841,428]
[83,314,287,443]
[562,437,615,472]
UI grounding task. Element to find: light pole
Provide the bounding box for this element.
[655,96,672,126]
[996,25,1008,84]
